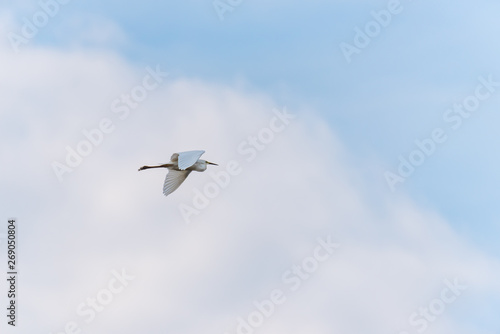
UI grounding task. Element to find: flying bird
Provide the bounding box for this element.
[139,150,218,196]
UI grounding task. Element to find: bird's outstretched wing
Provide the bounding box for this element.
[163,169,191,196]
[176,150,205,170]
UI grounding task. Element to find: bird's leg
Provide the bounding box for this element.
[138,163,172,171]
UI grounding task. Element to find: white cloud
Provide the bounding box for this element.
[0,38,499,334]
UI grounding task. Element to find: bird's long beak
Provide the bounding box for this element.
[206,161,218,166]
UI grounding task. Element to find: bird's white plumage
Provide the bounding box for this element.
[163,169,191,196]
[139,149,216,197]
[176,150,205,170]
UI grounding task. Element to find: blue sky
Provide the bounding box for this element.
[1,1,500,333]
[41,0,500,253]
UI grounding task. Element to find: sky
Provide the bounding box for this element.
[0,0,499,333]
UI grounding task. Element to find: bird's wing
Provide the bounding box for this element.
[177,150,205,170]
[170,152,179,162]
[163,169,191,196]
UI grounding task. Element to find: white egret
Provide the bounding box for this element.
[139,150,218,196]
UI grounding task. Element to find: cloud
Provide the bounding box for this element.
[0,37,499,334]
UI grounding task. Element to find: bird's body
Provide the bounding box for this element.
[139,150,217,196]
